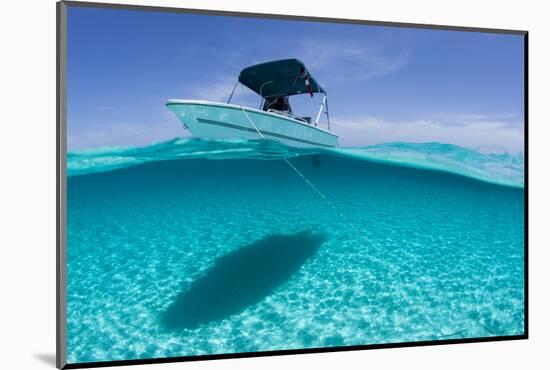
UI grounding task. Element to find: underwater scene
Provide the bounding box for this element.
[66,139,525,363]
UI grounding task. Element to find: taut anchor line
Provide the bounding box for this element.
[240,105,465,339]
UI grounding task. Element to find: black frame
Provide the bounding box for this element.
[56,1,529,368]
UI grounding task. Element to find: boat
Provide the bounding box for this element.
[166,59,338,148]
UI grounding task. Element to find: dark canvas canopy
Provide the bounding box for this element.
[238,59,325,98]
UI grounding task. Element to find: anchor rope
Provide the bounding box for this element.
[239,106,459,338]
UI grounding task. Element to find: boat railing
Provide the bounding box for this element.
[227,79,331,131]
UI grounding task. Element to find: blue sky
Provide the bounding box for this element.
[67,6,525,152]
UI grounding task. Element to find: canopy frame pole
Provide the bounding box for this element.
[257,80,274,110]
[325,96,331,132]
[315,94,327,127]
[227,80,240,104]
[259,80,274,98]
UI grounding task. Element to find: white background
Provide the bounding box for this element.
[0,0,548,369]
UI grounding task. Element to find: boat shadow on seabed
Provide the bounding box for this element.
[161,230,326,331]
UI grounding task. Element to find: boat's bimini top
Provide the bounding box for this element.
[238,59,325,98]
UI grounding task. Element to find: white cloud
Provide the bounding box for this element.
[332,116,524,154]
[68,119,188,151]
[187,76,259,106]
[187,76,237,102]
[299,38,411,82]
[430,112,521,122]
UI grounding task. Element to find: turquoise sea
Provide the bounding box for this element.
[66,139,525,364]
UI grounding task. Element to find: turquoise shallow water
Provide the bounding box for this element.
[66,139,524,364]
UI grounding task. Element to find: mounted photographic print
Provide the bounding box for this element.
[57,1,527,368]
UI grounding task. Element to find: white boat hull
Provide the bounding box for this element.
[166,100,338,148]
